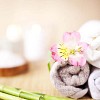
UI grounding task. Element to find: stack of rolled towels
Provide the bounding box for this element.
[50,20,100,99]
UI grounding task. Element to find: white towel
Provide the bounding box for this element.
[78,20,100,68]
[50,62,90,99]
[88,68,100,100]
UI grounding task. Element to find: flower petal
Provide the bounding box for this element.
[63,32,71,43]
[69,54,86,66]
[63,32,81,43]
[78,42,89,52]
[50,44,57,52]
[78,56,86,66]
[71,32,81,41]
[51,53,63,62]
[50,44,64,62]
[63,32,81,49]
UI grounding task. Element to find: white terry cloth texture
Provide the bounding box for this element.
[78,20,100,68]
[88,67,100,100]
[50,62,90,99]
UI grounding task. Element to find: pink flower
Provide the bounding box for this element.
[50,32,88,66]
[63,32,88,66]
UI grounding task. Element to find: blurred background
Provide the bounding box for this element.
[0,0,100,59]
[0,0,100,98]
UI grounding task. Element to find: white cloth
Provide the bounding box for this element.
[50,62,90,99]
[78,20,100,68]
[88,68,100,100]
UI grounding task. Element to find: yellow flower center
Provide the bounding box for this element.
[70,49,75,55]
[57,44,82,60]
[77,47,82,52]
[58,44,70,60]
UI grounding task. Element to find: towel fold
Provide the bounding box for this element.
[50,62,90,99]
[88,68,100,99]
[78,20,100,68]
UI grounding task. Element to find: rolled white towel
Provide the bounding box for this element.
[50,62,90,99]
[88,68,100,100]
[78,20,100,68]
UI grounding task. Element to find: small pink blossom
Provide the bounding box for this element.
[50,32,88,67]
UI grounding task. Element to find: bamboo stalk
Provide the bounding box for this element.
[0,84,74,100]
[34,93,74,100]
[0,92,26,100]
[0,84,40,100]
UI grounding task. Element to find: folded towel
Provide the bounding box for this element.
[78,20,100,68]
[88,68,100,99]
[50,62,90,99]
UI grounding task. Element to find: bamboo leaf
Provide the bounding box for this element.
[47,62,51,72]
[47,51,52,72]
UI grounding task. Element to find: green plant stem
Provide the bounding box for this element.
[34,93,74,100]
[0,84,74,100]
[0,84,40,100]
[0,92,26,100]
[47,62,51,72]
[43,95,73,100]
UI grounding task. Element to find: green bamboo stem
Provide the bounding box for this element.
[34,93,74,100]
[0,92,26,100]
[44,95,73,100]
[0,84,74,100]
[0,84,40,100]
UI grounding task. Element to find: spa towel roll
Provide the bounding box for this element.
[88,68,100,100]
[79,20,100,68]
[50,62,90,99]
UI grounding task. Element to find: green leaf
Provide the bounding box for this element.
[48,62,51,72]
[47,51,52,72]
